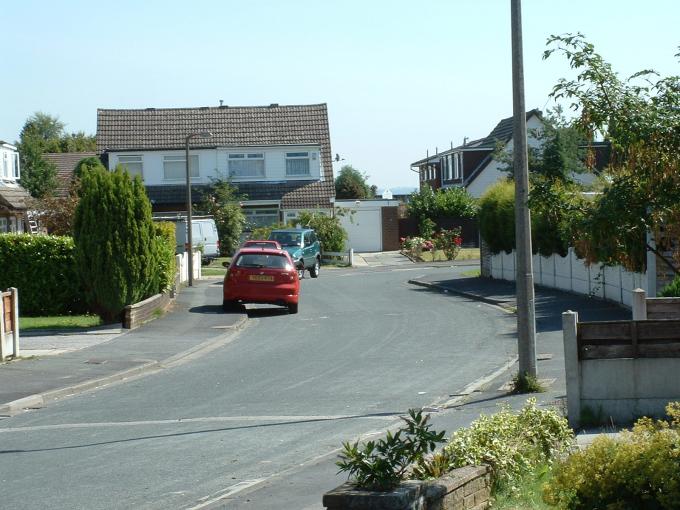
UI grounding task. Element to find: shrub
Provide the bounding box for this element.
[478,180,516,254]
[336,409,446,490]
[73,166,161,322]
[200,180,246,255]
[154,222,177,292]
[659,275,680,297]
[432,228,463,260]
[0,234,85,315]
[543,402,680,509]
[296,211,348,253]
[443,399,573,494]
[407,185,478,224]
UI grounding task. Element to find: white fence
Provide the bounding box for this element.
[489,248,648,307]
[176,251,202,284]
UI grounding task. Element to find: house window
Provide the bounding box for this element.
[2,153,7,178]
[163,155,199,180]
[453,153,463,180]
[229,153,264,178]
[13,153,20,179]
[0,217,7,232]
[118,155,144,178]
[244,207,279,228]
[285,152,310,176]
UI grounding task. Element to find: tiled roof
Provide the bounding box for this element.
[0,183,31,210]
[476,109,542,148]
[145,180,334,209]
[43,152,97,197]
[97,104,334,208]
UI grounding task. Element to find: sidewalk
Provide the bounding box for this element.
[0,280,247,415]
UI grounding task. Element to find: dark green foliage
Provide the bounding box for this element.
[336,409,446,490]
[0,234,85,315]
[154,222,177,292]
[335,165,375,199]
[478,181,516,254]
[296,211,347,252]
[73,156,105,179]
[73,166,160,322]
[18,143,58,198]
[511,372,545,394]
[200,180,246,255]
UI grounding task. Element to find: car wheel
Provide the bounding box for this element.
[297,264,305,280]
[309,257,320,278]
[222,299,239,312]
[288,303,299,314]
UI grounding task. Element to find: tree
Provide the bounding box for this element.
[200,179,246,255]
[335,165,375,199]
[296,210,347,252]
[73,166,160,322]
[16,112,97,198]
[544,34,680,274]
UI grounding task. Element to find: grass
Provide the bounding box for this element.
[511,372,546,394]
[415,247,480,262]
[202,256,231,276]
[491,464,554,509]
[20,315,103,331]
[461,268,481,277]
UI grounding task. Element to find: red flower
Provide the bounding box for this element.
[454,237,462,246]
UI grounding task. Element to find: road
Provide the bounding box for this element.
[0,265,517,509]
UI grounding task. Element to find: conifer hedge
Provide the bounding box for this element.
[0,234,85,315]
[73,167,161,322]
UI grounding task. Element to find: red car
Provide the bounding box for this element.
[241,239,282,249]
[223,248,300,314]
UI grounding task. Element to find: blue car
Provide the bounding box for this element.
[268,228,321,279]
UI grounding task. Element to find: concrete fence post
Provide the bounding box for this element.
[10,287,19,358]
[562,310,581,429]
[349,248,354,267]
[632,288,647,321]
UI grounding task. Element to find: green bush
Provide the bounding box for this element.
[478,180,516,254]
[296,211,347,252]
[659,275,680,297]
[73,166,161,322]
[154,222,177,292]
[544,402,680,509]
[200,180,246,255]
[407,185,478,224]
[443,399,573,494]
[0,234,85,315]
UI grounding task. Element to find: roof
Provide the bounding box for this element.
[0,182,31,211]
[43,152,97,197]
[97,103,335,208]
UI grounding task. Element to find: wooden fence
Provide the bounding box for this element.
[0,287,20,360]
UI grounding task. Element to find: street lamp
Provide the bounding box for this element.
[185,131,213,286]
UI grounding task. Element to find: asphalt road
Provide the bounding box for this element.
[0,265,517,510]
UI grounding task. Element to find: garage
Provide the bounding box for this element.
[335,199,401,252]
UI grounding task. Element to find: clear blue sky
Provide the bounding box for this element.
[1,0,678,189]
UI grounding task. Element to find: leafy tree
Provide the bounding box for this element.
[335,165,375,199]
[73,166,160,322]
[60,132,97,152]
[544,34,680,274]
[200,179,246,255]
[296,210,347,252]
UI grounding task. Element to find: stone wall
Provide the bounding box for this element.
[123,291,173,329]
[323,465,491,510]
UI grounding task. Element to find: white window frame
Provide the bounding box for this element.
[13,152,20,179]
[0,217,7,232]
[285,152,311,177]
[2,152,7,179]
[118,155,144,179]
[228,153,265,178]
[163,154,199,181]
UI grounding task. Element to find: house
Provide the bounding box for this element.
[410,109,544,198]
[43,152,97,197]
[96,103,335,228]
[0,141,31,233]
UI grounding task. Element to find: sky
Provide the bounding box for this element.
[1,0,678,190]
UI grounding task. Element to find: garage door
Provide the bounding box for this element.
[339,208,382,252]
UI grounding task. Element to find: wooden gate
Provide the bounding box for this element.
[0,288,19,360]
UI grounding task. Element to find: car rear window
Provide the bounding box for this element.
[235,253,290,269]
[269,232,301,247]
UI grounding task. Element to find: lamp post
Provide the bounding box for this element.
[185,131,213,286]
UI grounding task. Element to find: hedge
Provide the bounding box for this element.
[154,221,177,292]
[0,234,85,316]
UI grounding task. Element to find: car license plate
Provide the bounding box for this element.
[249,274,274,282]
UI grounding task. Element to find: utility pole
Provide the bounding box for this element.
[510,0,537,378]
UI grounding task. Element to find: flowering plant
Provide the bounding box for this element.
[432,228,463,260]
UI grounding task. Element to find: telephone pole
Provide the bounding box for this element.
[510,0,537,378]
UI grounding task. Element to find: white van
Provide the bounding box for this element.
[153,214,220,264]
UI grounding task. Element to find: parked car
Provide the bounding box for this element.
[223,248,299,314]
[268,228,321,279]
[241,239,282,250]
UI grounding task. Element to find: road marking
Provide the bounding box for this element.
[186,479,265,509]
[0,414,398,433]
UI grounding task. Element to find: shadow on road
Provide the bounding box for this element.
[188,304,225,314]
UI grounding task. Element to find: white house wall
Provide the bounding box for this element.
[108,146,322,186]
[0,145,20,181]
[466,115,544,198]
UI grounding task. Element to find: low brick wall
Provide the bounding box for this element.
[323,465,491,510]
[123,291,173,329]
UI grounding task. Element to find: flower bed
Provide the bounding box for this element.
[400,228,463,262]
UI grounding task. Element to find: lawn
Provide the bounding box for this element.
[202,256,231,276]
[20,315,103,331]
[416,247,480,262]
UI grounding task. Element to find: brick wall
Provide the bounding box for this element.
[123,291,173,329]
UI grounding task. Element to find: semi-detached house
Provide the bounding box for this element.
[0,141,30,233]
[96,103,335,228]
